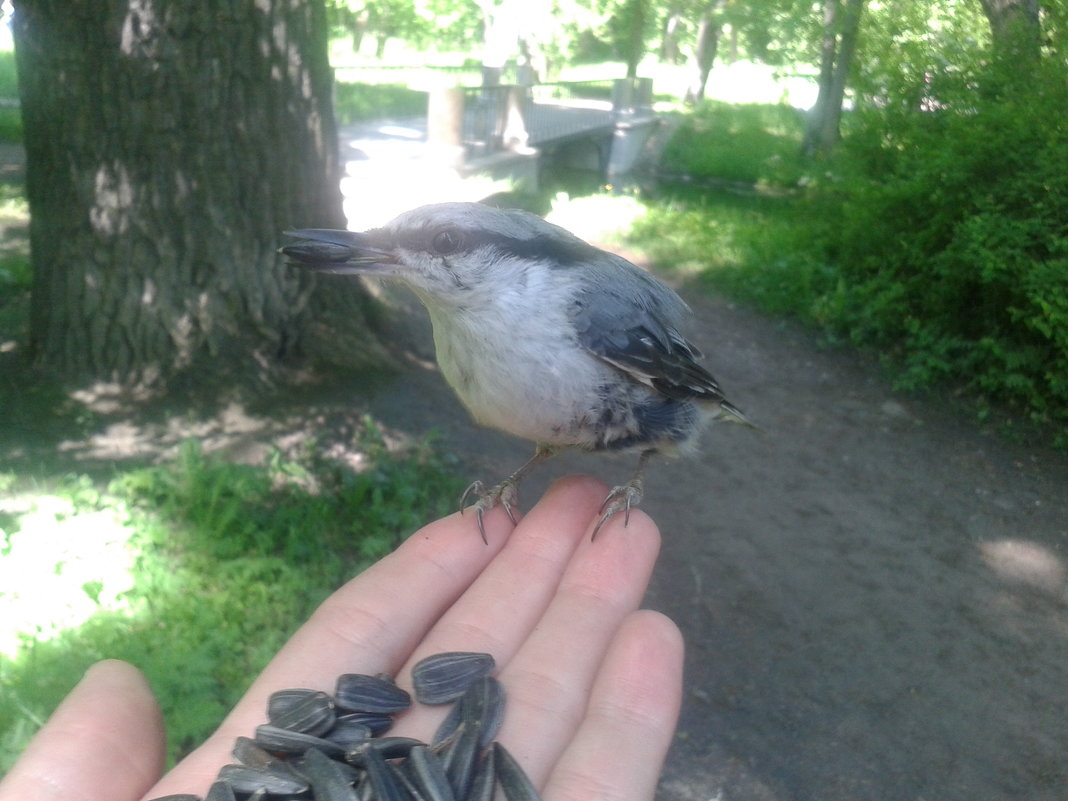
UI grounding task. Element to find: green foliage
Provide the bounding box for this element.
[659,101,807,187]
[0,107,21,144]
[851,0,989,114]
[0,424,464,769]
[0,49,22,144]
[631,73,1068,443]
[0,254,29,289]
[333,82,427,123]
[808,60,1068,434]
[0,50,18,98]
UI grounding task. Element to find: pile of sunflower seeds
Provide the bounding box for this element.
[149,652,541,801]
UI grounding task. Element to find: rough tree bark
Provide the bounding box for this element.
[801,0,865,156]
[13,0,373,385]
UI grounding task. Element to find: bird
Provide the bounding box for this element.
[281,202,753,539]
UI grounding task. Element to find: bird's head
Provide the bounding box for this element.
[282,202,602,307]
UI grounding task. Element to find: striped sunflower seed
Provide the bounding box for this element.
[335,673,412,714]
[411,651,495,705]
[145,652,550,801]
[267,689,336,736]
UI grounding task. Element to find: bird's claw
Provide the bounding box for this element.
[459,480,484,511]
[460,479,520,543]
[591,480,644,540]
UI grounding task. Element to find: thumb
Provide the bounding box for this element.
[0,660,165,801]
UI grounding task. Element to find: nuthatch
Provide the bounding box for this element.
[282,202,752,538]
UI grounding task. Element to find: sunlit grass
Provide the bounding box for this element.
[0,478,138,659]
[333,82,428,124]
[660,100,808,187]
[623,190,837,320]
[0,425,464,770]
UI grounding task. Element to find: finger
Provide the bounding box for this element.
[493,503,663,785]
[544,611,684,801]
[391,474,609,737]
[0,660,164,801]
[149,505,514,798]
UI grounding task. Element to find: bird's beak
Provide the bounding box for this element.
[280,229,397,276]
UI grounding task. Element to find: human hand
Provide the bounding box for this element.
[0,475,684,801]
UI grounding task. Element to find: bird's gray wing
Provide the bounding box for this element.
[569,259,728,403]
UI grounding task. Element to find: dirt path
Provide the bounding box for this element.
[355,279,1068,801]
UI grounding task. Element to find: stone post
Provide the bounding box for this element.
[427,87,466,166]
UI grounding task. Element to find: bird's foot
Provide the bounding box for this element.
[592,478,644,539]
[459,445,558,543]
[460,478,521,543]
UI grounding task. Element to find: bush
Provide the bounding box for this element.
[632,68,1067,443]
[811,67,1068,432]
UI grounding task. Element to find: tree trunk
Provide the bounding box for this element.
[978,0,1041,70]
[623,0,647,79]
[661,10,682,64]
[726,23,738,63]
[13,0,374,384]
[801,0,865,157]
[351,9,370,53]
[684,0,727,104]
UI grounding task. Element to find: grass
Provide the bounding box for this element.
[623,187,829,314]
[0,425,465,770]
[333,82,428,124]
[658,100,808,187]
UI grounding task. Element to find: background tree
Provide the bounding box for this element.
[797,0,1068,429]
[683,0,727,103]
[13,0,377,385]
[978,0,1040,63]
[660,6,685,63]
[621,0,649,76]
[329,0,373,51]
[327,0,474,59]
[596,0,654,76]
[801,0,865,155]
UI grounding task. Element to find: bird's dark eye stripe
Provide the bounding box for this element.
[477,233,602,268]
[400,229,600,268]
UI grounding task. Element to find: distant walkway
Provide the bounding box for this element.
[336,78,660,227]
[337,117,506,229]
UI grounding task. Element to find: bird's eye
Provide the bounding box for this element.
[432,229,462,255]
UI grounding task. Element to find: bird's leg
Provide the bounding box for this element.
[592,449,656,539]
[461,443,558,542]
